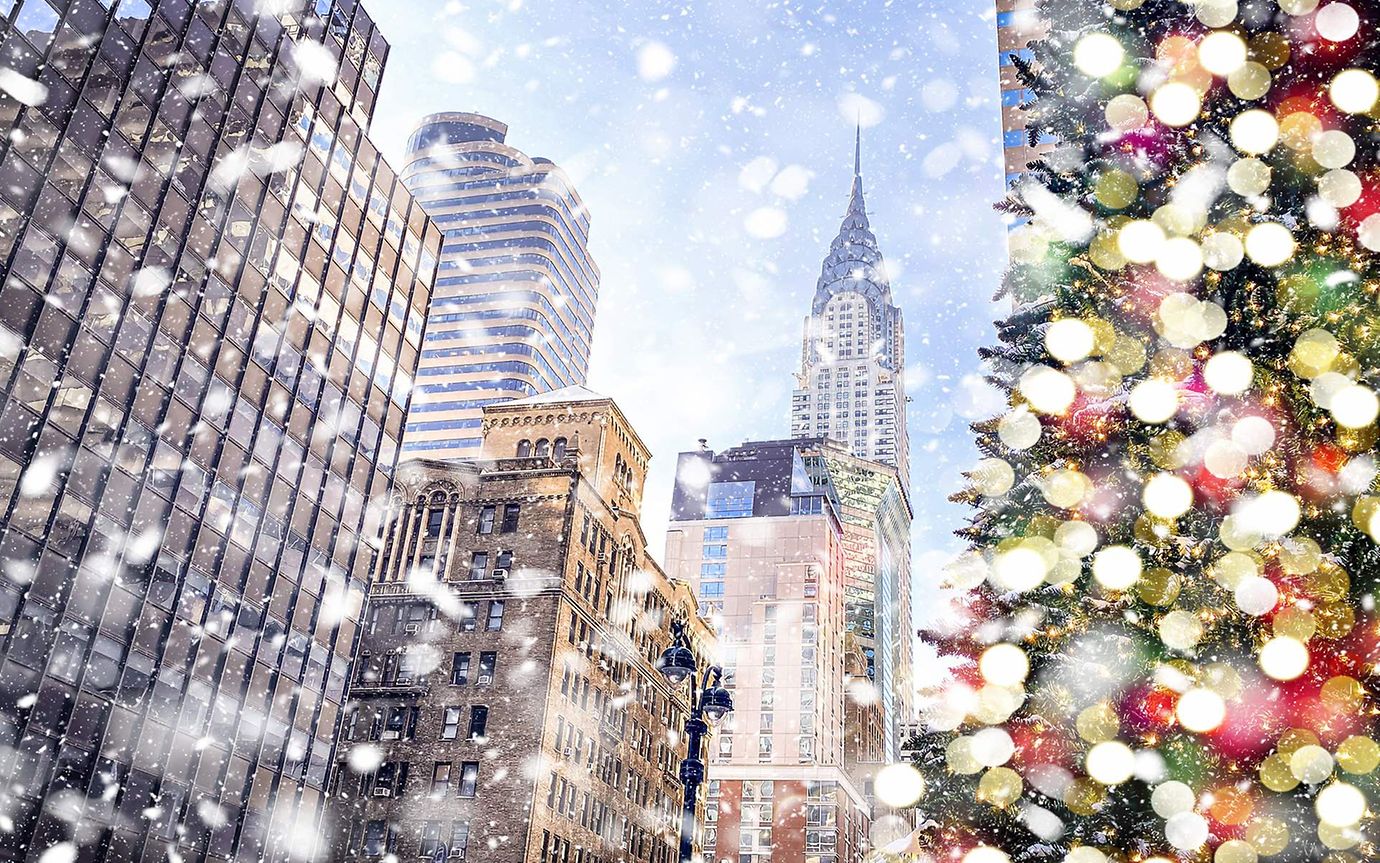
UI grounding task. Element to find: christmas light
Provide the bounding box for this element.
[1315,4,1360,41]
[1176,688,1226,732]
[1086,741,1136,785]
[1118,220,1166,263]
[1150,780,1196,817]
[1329,69,1379,114]
[1244,222,1295,267]
[1150,82,1202,127]
[1330,384,1379,429]
[1046,318,1096,364]
[1229,109,1279,154]
[1129,379,1180,424]
[1227,158,1271,197]
[1074,33,1125,78]
[874,762,926,808]
[1198,32,1248,76]
[979,644,1030,687]
[1316,782,1366,826]
[1259,636,1309,680]
[1092,545,1141,590]
[1165,812,1210,850]
[1203,351,1253,395]
[1019,365,1077,414]
[1312,130,1356,169]
[1143,473,1193,518]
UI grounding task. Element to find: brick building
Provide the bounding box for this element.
[327,386,718,862]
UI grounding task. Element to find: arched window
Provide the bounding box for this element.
[516,439,532,457]
[553,437,567,460]
[534,438,551,458]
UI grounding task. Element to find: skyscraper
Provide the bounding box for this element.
[789,129,909,486]
[398,113,600,460]
[997,0,1054,197]
[788,132,914,759]
[664,438,876,863]
[329,387,715,863]
[0,2,438,860]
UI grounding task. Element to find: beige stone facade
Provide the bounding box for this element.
[327,387,715,863]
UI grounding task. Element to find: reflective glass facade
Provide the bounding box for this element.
[399,112,599,459]
[0,1,438,860]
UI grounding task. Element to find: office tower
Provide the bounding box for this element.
[329,387,717,863]
[0,2,438,860]
[788,133,914,760]
[664,439,874,863]
[997,0,1054,192]
[789,129,909,486]
[813,447,911,762]
[398,112,600,460]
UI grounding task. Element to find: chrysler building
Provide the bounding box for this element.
[790,130,910,488]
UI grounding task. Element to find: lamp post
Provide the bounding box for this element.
[657,618,733,863]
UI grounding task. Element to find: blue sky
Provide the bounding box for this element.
[366,0,1011,630]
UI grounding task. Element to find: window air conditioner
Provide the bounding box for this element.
[371,787,391,797]
[491,569,508,580]
[477,675,493,685]
[402,623,420,634]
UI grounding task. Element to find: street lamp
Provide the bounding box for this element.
[657,618,733,863]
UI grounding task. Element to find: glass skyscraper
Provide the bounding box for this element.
[0,1,438,860]
[398,112,600,459]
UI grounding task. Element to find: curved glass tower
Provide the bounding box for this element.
[399,113,600,458]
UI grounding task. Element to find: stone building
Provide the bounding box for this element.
[328,386,717,862]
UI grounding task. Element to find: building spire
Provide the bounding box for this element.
[854,119,862,178]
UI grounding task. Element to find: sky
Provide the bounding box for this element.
[365,0,1012,633]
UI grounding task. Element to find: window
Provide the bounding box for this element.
[420,821,443,857]
[430,762,451,798]
[495,550,513,572]
[382,706,418,740]
[426,508,445,537]
[368,761,407,799]
[516,439,532,457]
[477,652,496,685]
[477,506,495,534]
[758,736,773,761]
[451,653,471,686]
[704,526,728,541]
[553,437,567,459]
[500,503,521,533]
[441,707,462,740]
[705,481,754,518]
[534,439,550,458]
[363,820,389,856]
[700,563,726,579]
[485,600,505,631]
[703,544,727,559]
[468,552,488,581]
[458,762,479,797]
[460,601,478,631]
[449,822,470,859]
[469,706,489,741]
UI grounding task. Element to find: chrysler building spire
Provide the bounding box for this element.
[791,129,910,487]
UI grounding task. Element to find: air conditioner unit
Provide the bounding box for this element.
[395,676,412,686]
[402,623,420,634]
[371,787,391,797]
[381,731,400,740]
[491,568,508,580]
[477,674,493,685]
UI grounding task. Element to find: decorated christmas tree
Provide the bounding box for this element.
[902,0,1380,860]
